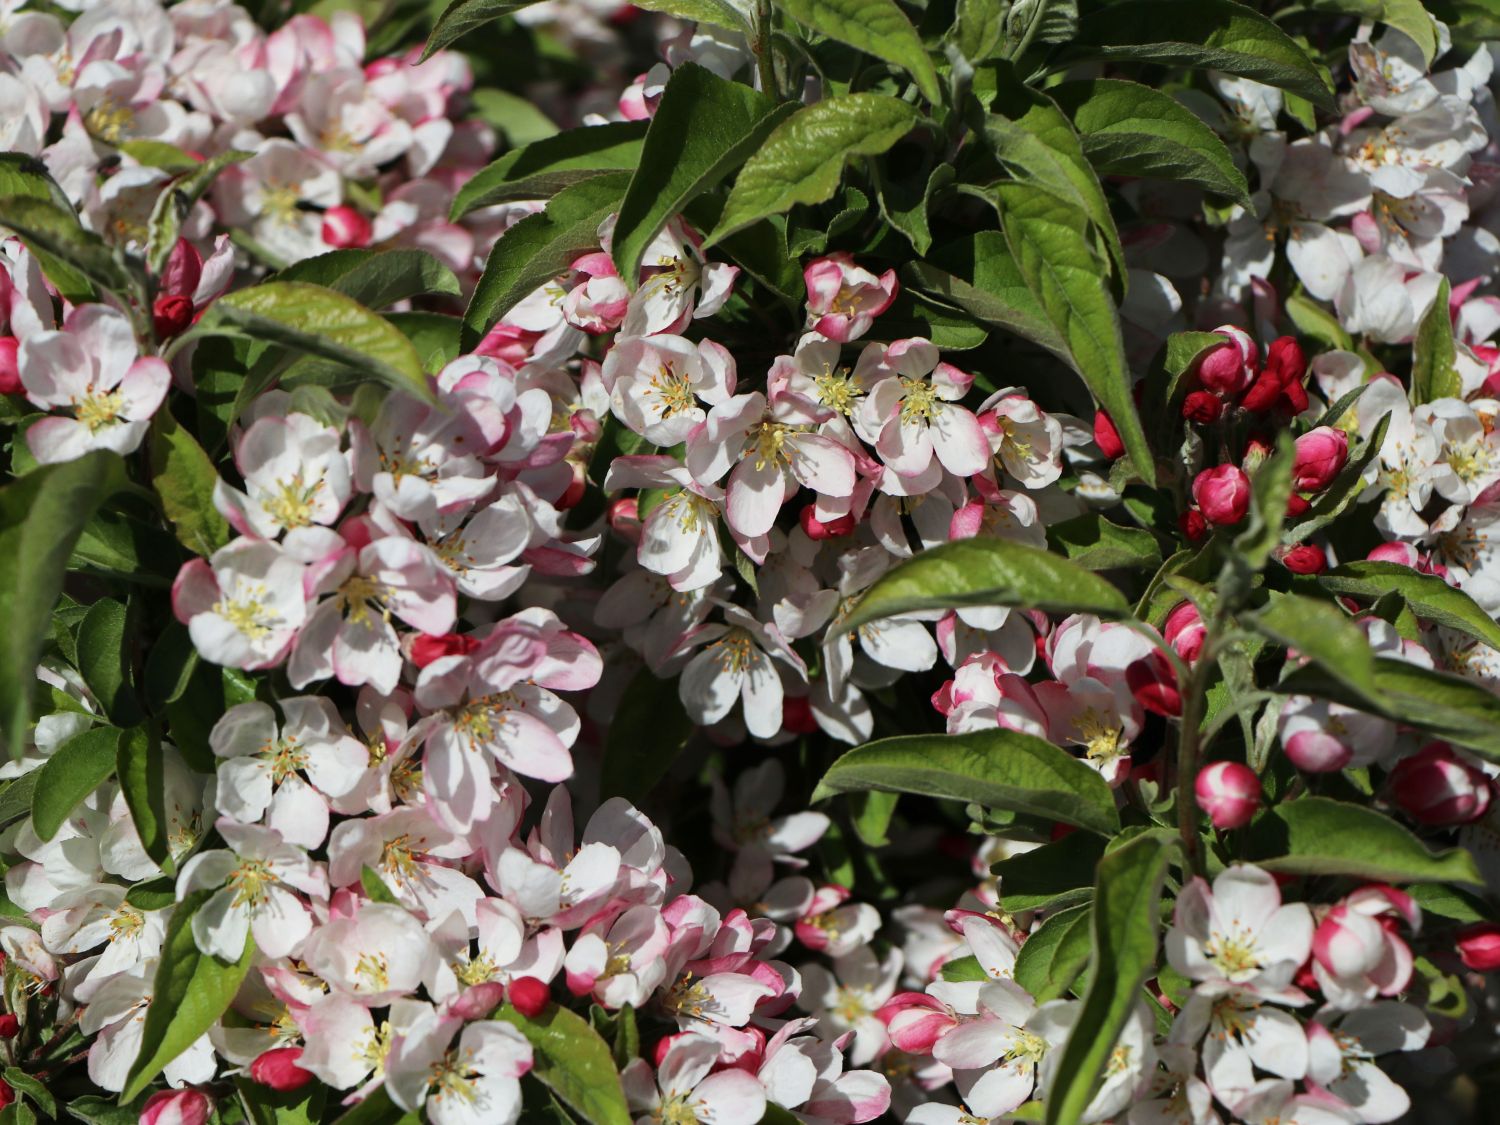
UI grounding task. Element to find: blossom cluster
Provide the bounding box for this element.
[0,0,1498,1123]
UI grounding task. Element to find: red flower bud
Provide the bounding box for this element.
[1293,427,1349,492]
[249,1048,314,1092]
[1093,410,1124,460]
[1182,390,1223,424]
[799,504,857,541]
[0,1014,18,1039]
[1191,464,1251,526]
[1179,509,1208,544]
[0,337,20,395]
[1285,494,1311,517]
[1127,653,1181,717]
[1279,544,1328,575]
[1195,760,1261,829]
[782,694,819,734]
[152,294,195,340]
[1457,923,1500,972]
[1389,743,1493,826]
[508,976,551,1018]
[321,205,372,250]
[140,1088,213,1125]
[408,632,480,669]
[0,1078,12,1111]
[1196,328,1257,395]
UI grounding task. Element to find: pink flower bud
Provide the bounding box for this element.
[1312,905,1386,978]
[249,1048,314,1092]
[1389,743,1493,826]
[1292,427,1349,492]
[1194,761,1261,829]
[1182,390,1223,424]
[877,993,957,1055]
[0,337,19,395]
[1195,327,1257,395]
[1368,542,1421,567]
[1279,544,1328,575]
[140,1089,212,1125]
[1457,923,1500,971]
[782,694,818,734]
[1127,653,1180,717]
[1164,602,1205,663]
[508,976,550,1018]
[321,206,372,249]
[448,981,506,1020]
[608,497,641,541]
[1093,410,1124,459]
[1284,727,1353,772]
[1191,464,1251,526]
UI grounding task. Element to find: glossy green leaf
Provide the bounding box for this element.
[613,64,792,284]
[1412,277,1461,403]
[1319,561,1500,652]
[707,95,920,245]
[116,725,175,876]
[1050,79,1250,205]
[1248,797,1484,885]
[207,282,429,402]
[149,408,231,558]
[601,666,696,805]
[272,249,462,308]
[995,833,1107,913]
[469,88,559,147]
[1309,0,1439,64]
[120,889,256,1101]
[626,0,748,27]
[905,234,1065,357]
[329,1086,420,1125]
[842,532,1130,635]
[495,1003,631,1125]
[1046,513,1162,571]
[1045,832,1176,1125]
[1286,292,1353,351]
[0,451,126,757]
[463,173,630,350]
[1014,905,1092,1001]
[777,0,942,103]
[423,0,543,56]
[814,728,1121,835]
[1063,0,1335,108]
[77,598,143,726]
[994,183,1154,485]
[30,726,119,842]
[451,123,647,218]
[940,955,989,982]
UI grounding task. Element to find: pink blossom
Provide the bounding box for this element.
[803,253,898,342]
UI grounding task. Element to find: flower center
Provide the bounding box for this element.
[899,378,941,424]
[75,389,126,433]
[214,584,278,641]
[263,473,324,529]
[338,575,391,626]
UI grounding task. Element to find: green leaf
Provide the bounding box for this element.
[612,65,792,284]
[0,451,126,757]
[1250,592,1377,700]
[979,64,1126,282]
[1247,797,1484,885]
[0,774,39,829]
[4,1071,54,1119]
[1013,904,1092,1001]
[601,666,696,805]
[71,510,180,585]
[905,235,1066,358]
[451,123,647,219]
[1309,0,1440,64]
[120,889,257,1102]
[77,598,143,726]
[707,95,920,246]
[1408,883,1493,923]
[994,183,1154,485]
[1286,292,1353,351]
[952,0,1006,61]
[328,1086,420,1125]
[116,726,175,876]
[1050,79,1251,205]
[272,249,462,308]
[125,878,177,911]
[776,0,941,103]
[814,729,1121,836]
[30,726,120,842]
[1233,431,1295,571]
[463,173,630,350]
[626,0,749,28]
[1046,513,1162,571]
[0,153,76,212]
[940,955,989,982]
[495,1003,631,1125]
[1003,0,1078,49]
[423,0,542,56]
[145,150,252,275]
[361,866,402,906]
[206,281,430,407]
[469,88,559,148]
[0,196,127,303]
[64,1095,144,1125]
[1280,657,1500,761]
[236,1079,325,1125]
[387,312,463,374]
[1318,561,1500,653]
[841,537,1130,634]
[1044,832,1176,1125]
[1063,0,1335,108]
[1412,277,1461,403]
[148,408,230,558]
